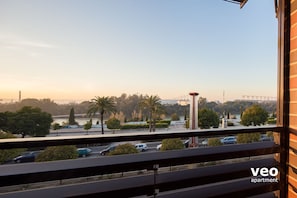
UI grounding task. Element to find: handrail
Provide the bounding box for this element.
[0,125,281,149]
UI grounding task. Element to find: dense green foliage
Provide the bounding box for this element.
[68,107,77,125]
[198,108,220,129]
[120,123,168,130]
[241,105,269,126]
[160,138,184,151]
[52,122,61,130]
[35,146,78,162]
[208,138,223,146]
[109,143,138,155]
[0,131,25,164]
[84,119,92,134]
[0,106,53,137]
[106,118,121,129]
[237,133,260,143]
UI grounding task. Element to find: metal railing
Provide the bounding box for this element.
[0,126,282,198]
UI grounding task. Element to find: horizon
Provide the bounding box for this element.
[0,94,277,105]
[0,1,277,103]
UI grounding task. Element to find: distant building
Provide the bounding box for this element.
[160,99,178,105]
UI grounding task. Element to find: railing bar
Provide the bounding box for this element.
[0,159,279,198]
[155,177,279,198]
[0,142,279,187]
[0,126,281,149]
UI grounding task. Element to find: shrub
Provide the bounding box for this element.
[109,143,138,155]
[237,133,260,144]
[0,131,25,164]
[267,118,276,124]
[208,138,223,146]
[36,145,78,162]
[106,118,121,129]
[120,123,168,130]
[171,113,180,121]
[158,120,171,125]
[160,138,184,151]
[52,123,61,130]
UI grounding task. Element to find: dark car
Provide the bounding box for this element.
[184,139,190,148]
[99,145,116,155]
[77,148,92,157]
[13,152,37,163]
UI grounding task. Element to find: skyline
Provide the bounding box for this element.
[0,0,277,103]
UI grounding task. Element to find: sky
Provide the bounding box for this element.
[0,0,278,103]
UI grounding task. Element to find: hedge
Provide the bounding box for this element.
[120,123,169,130]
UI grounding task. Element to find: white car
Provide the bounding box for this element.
[201,139,208,146]
[156,144,162,150]
[135,143,148,152]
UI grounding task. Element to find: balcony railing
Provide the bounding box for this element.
[0,126,282,198]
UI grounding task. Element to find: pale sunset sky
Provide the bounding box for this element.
[0,0,277,103]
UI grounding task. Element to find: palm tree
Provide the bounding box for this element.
[87,96,116,134]
[139,95,163,132]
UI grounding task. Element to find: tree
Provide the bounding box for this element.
[139,95,163,132]
[52,123,61,130]
[109,143,138,155]
[35,145,78,162]
[198,108,220,129]
[84,119,92,135]
[106,117,121,130]
[160,138,184,151]
[87,96,116,134]
[68,107,77,125]
[241,105,269,126]
[7,106,53,137]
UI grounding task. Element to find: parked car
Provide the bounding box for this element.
[135,143,148,152]
[13,152,38,163]
[99,145,117,155]
[220,136,237,144]
[156,144,162,150]
[260,134,273,141]
[77,148,92,157]
[201,139,208,146]
[184,139,190,148]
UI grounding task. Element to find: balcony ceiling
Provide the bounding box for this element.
[224,0,248,8]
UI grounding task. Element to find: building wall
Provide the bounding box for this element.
[289,0,297,197]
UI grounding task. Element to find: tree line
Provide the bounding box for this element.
[0,94,276,120]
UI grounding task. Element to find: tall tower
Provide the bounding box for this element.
[189,92,199,129]
[19,90,21,102]
[189,92,199,147]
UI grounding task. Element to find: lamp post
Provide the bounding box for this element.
[189,92,199,147]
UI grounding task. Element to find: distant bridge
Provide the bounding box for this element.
[241,95,277,101]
